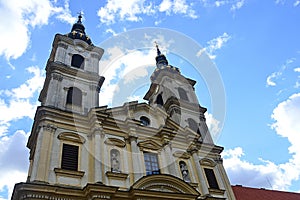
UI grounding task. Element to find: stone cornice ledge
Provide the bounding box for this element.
[106,171,128,179]
[54,168,85,178]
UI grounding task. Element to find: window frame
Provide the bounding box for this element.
[66,87,82,107]
[71,54,84,69]
[61,143,79,171]
[143,152,160,175]
[178,87,189,101]
[204,168,220,189]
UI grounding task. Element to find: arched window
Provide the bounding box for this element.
[188,118,200,134]
[66,87,82,106]
[179,161,191,182]
[140,116,150,126]
[156,94,164,106]
[71,54,84,69]
[110,149,121,173]
[178,88,189,101]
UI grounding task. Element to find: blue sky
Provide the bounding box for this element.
[1,0,300,199]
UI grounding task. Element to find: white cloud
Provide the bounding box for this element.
[266,71,281,87]
[294,81,300,88]
[205,112,221,141]
[223,147,298,190]
[224,93,300,191]
[294,1,300,6]
[106,28,117,36]
[97,0,197,25]
[230,0,245,11]
[159,0,172,12]
[5,67,44,99]
[266,59,293,87]
[127,95,142,102]
[97,0,155,25]
[0,0,75,60]
[200,0,245,11]
[0,130,29,200]
[294,67,300,72]
[271,93,300,154]
[159,0,198,19]
[0,66,44,136]
[99,47,155,106]
[197,33,231,59]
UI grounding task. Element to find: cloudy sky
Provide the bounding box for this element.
[1,0,300,199]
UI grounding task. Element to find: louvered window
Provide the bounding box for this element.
[61,144,79,171]
[204,168,220,189]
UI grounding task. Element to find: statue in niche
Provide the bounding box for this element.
[180,161,191,182]
[111,149,120,173]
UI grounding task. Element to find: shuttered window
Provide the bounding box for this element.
[204,168,220,189]
[61,144,79,171]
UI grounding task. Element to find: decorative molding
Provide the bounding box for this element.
[52,74,63,81]
[54,168,85,178]
[91,53,101,59]
[137,140,162,151]
[105,171,128,180]
[43,124,57,133]
[208,188,226,195]
[57,132,86,144]
[173,151,191,159]
[104,138,126,148]
[57,42,68,49]
[199,158,217,167]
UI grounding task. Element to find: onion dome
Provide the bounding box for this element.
[67,14,92,45]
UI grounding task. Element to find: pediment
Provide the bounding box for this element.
[137,140,162,151]
[104,137,126,148]
[173,151,191,159]
[200,158,216,167]
[57,132,85,144]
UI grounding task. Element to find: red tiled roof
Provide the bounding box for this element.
[232,185,300,200]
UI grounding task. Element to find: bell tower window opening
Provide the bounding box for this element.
[156,93,164,106]
[178,87,189,101]
[188,118,201,134]
[144,152,160,175]
[140,116,150,126]
[66,87,82,106]
[61,143,79,171]
[71,54,84,69]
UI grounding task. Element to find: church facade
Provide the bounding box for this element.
[11,16,236,200]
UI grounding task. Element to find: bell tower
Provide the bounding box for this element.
[38,14,105,114]
[144,45,213,144]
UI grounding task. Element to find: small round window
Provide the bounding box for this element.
[140,116,150,126]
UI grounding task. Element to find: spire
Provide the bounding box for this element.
[155,42,168,68]
[67,12,92,45]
